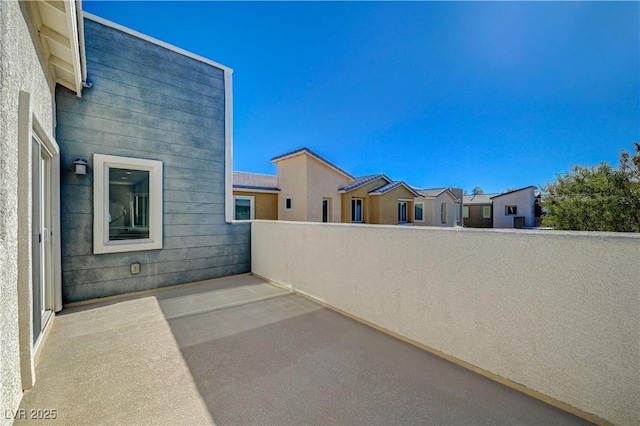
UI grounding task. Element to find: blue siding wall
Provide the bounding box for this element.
[57,19,250,303]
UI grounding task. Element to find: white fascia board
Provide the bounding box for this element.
[224,69,234,223]
[83,12,233,73]
[65,0,83,96]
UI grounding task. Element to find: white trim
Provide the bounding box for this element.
[233,195,255,221]
[397,198,413,202]
[64,0,83,95]
[83,12,233,73]
[414,202,425,222]
[283,195,293,211]
[93,154,163,254]
[224,70,234,223]
[351,198,363,223]
[398,201,409,223]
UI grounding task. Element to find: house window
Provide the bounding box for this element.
[455,203,461,223]
[283,196,293,211]
[352,198,363,222]
[414,202,424,222]
[398,202,408,223]
[482,206,491,219]
[322,198,330,223]
[93,154,163,254]
[440,203,447,224]
[234,196,254,221]
[463,206,470,219]
[506,205,518,215]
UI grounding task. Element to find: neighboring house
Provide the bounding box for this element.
[268,147,458,226]
[365,181,421,225]
[271,147,353,223]
[1,2,249,417]
[463,186,539,229]
[338,174,391,224]
[490,186,537,228]
[462,194,496,228]
[232,171,279,220]
[414,188,461,227]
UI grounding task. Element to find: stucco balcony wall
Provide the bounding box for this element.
[251,220,640,426]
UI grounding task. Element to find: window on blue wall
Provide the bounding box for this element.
[93,154,163,254]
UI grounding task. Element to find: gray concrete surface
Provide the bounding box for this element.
[18,275,591,425]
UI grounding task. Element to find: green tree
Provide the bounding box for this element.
[541,143,640,232]
[472,186,484,195]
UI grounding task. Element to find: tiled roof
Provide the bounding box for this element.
[463,194,497,204]
[338,174,390,192]
[490,186,537,199]
[417,188,448,198]
[369,181,420,197]
[233,171,279,191]
[417,188,461,202]
[270,147,354,179]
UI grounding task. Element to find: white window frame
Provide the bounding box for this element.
[414,202,424,222]
[283,195,293,211]
[352,198,363,223]
[441,203,447,224]
[234,195,255,221]
[93,154,163,254]
[463,205,470,219]
[505,205,518,215]
[482,206,491,219]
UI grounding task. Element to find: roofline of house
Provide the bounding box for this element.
[270,147,354,180]
[338,174,391,193]
[369,181,420,197]
[233,185,280,194]
[83,12,234,73]
[234,171,278,178]
[490,185,537,199]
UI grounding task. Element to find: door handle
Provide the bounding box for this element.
[42,227,50,242]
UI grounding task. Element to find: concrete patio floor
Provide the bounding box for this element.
[18,274,591,425]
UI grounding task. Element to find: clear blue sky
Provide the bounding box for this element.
[83,1,639,194]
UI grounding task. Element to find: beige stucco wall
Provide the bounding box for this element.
[493,188,536,228]
[1,2,58,423]
[252,220,640,425]
[372,186,415,225]
[303,156,349,223]
[275,154,307,221]
[340,178,388,224]
[233,191,278,220]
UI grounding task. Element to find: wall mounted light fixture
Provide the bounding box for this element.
[73,157,88,176]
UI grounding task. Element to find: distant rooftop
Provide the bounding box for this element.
[233,171,279,192]
[490,186,537,199]
[369,181,420,196]
[463,194,498,204]
[270,147,354,179]
[339,174,390,192]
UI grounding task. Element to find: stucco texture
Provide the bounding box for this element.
[1,2,57,423]
[252,221,640,425]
